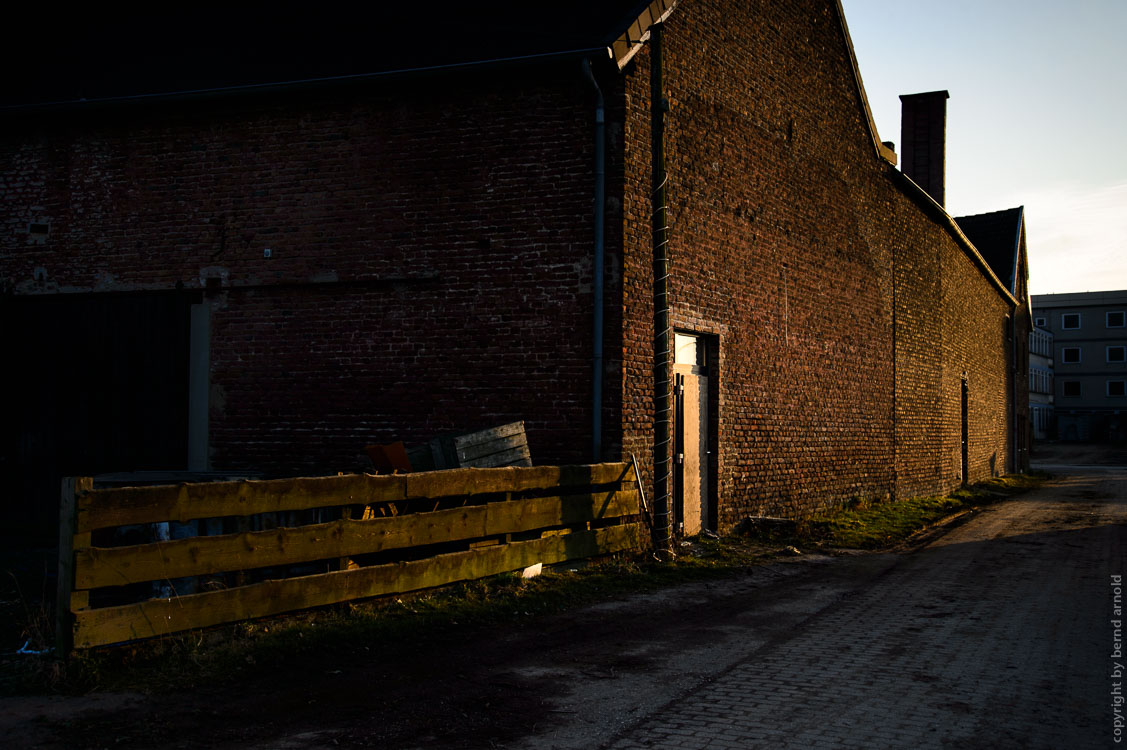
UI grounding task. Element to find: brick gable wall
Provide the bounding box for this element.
[618,0,1015,526]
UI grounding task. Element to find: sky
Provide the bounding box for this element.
[839,0,1127,296]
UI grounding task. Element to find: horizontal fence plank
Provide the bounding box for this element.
[77,474,407,533]
[403,463,631,500]
[72,523,642,648]
[76,463,632,533]
[74,489,640,588]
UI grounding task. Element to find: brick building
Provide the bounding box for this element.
[2,0,1028,544]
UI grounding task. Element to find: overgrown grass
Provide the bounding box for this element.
[765,472,1048,550]
[2,473,1045,697]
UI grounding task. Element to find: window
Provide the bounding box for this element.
[1061,313,1081,329]
[1061,347,1081,364]
[1062,381,1082,398]
[1108,346,1127,363]
[1029,329,1052,357]
[1029,368,1054,394]
[1034,316,1047,328]
[1108,311,1126,328]
[1109,380,1127,398]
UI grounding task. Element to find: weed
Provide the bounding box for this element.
[752,473,1045,550]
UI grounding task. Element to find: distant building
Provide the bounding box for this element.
[1031,291,1127,441]
[1028,326,1054,440]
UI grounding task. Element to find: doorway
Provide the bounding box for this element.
[2,291,200,543]
[673,332,716,536]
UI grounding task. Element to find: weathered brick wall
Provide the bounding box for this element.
[3,0,1019,535]
[938,231,1012,488]
[889,193,1012,499]
[617,0,1016,527]
[2,66,604,474]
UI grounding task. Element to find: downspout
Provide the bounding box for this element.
[651,23,673,553]
[891,246,898,501]
[582,59,606,463]
[1014,313,1023,471]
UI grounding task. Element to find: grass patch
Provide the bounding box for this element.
[772,473,1048,550]
[1,473,1044,697]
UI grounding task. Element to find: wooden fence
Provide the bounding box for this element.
[57,463,640,652]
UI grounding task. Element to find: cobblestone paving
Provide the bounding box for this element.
[607,468,1125,750]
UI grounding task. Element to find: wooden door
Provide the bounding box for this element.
[673,333,711,536]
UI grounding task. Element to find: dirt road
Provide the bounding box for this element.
[4,464,1124,749]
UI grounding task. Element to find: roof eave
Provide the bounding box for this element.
[1,47,611,114]
[890,169,1019,307]
[834,0,897,167]
[612,0,680,69]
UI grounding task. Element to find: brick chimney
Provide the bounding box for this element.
[899,90,950,207]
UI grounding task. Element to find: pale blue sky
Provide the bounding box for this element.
[840,0,1127,296]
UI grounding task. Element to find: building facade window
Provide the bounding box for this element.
[1062,381,1082,398]
[1109,380,1126,398]
[1108,346,1127,363]
[1031,405,1054,435]
[1029,367,1053,394]
[1029,328,1053,357]
[1062,313,1081,329]
[1061,347,1081,364]
[1034,316,1047,328]
[1108,311,1126,328]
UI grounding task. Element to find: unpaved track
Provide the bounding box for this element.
[4,467,1123,749]
[598,467,1126,749]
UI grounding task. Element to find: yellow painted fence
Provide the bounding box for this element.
[57,463,641,652]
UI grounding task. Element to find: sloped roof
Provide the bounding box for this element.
[955,207,1025,294]
[2,2,656,109]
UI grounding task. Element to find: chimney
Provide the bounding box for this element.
[899,90,949,207]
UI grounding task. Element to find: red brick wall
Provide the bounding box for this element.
[2,66,604,474]
[617,0,1016,527]
[888,192,1012,498]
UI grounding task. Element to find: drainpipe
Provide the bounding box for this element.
[651,24,673,554]
[582,59,606,464]
[1014,313,1023,471]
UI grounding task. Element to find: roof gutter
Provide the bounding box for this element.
[2,47,612,114]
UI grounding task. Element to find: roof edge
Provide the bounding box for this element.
[1010,205,1024,292]
[1,47,610,114]
[833,0,897,166]
[889,168,1019,307]
[612,0,680,68]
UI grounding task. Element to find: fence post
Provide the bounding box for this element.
[56,476,91,658]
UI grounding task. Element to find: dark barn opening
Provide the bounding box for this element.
[2,291,197,545]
